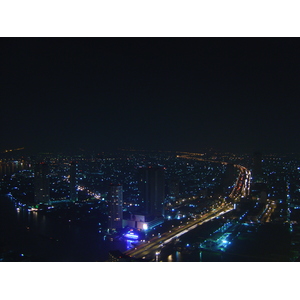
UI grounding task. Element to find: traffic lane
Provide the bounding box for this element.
[127,205,233,258]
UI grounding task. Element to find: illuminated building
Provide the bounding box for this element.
[122,213,164,230]
[34,162,50,204]
[138,166,165,218]
[124,229,139,240]
[108,184,123,231]
[70,161,78,202]
[168,176,180,200]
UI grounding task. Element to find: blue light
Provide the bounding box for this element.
[124,231,139,240]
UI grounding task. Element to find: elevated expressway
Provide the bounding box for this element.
[124,202,234,260]
[124,153,251,261]
[229,164,251,201]
[178,153,251,201]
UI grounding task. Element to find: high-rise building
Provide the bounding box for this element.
[108,184,123,231]
[138,166,165,218]
[34,162,50,204]
[253,152,263,181]
[168,176,180,200]
[70,161,78,202]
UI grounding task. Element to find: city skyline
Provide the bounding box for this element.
[1,2,297,297]
[2,38,300,155]
[1,148,299,262]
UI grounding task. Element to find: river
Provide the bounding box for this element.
[0,195,129,261]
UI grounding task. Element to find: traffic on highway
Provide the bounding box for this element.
[124,154,251,261]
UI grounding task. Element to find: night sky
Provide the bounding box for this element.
[2,38,300,154]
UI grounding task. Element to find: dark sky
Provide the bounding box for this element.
[1,38,300,154]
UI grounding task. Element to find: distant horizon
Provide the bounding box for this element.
[2,39,300,157]
[1,146,299,157]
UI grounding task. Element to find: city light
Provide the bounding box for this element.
[3,147,298,262]
[124,230,139,240]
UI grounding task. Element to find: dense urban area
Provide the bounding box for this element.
[1,148,300,262]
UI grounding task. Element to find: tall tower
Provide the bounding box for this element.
[138,166,165,218]
[34,162,50,204]
[108,184,123,232]
[70,161,78,202]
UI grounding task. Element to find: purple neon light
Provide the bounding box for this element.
[124,232,139,239]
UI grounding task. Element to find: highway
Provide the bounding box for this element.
[229,166,251,200]
[124,203,234,260]
[124,153,251,261]
[178,154,251,201]
[259,200,277,223]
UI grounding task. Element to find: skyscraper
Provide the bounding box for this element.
[108,184,123,231]
[34,162,50,204]
[253,152,263,182]
[138,166,165,218]
[70,161,78,202]
[168,176,180,200]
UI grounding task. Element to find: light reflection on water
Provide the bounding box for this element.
[175,251,182,261]
[0,196,128,261]
[0,162,29,177]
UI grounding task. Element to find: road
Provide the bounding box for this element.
[259,200,277,223]
[229,166,251,200]
[124,153,251,261]
[177,154,251,201]
[124,203,234,260]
